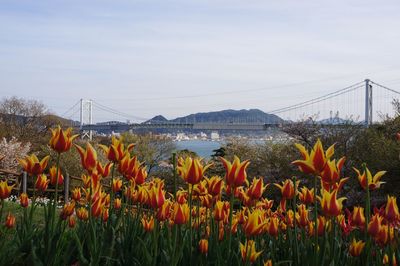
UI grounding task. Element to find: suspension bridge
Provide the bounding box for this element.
[61,79,400,139]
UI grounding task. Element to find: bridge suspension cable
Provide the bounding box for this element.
[91,100,150,122]
[267,81,365,114]
[369,81,400,95]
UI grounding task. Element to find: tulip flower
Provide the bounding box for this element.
[112,178,123,193]
[75,143,98,173]
[19,193,29,208]
[178,157,211,185]
[368,213,383,238]
[5,212,16,229]
[309,216,327,237]
[148,184,165,209]
[247,177,268,199]
[60,201,76,220]
[0,181,14,200]
[113,198,121,210]
[19,154,50,176]
[384,196,399,224]
[349,238,365,257]
[91,189,105,218]
[292,139,334,174]
[205,176,224,197]
[141,216,155,232]
[98,135,134,162]
[239,240,263,263]
[351,206,365,228]
[71,187,81,201]
[265,217,279,237]
[214,200,229,222]
[35,174,49,192]
[298,187,314,205]
[320,158,345,185]
[96,162,113,177]
[319,189,346,217]
[296,204,310,228]
[242,209,265,237]
[81,174,91,188]
[49,165,64,186]
[171,202,190,225]
[176,189,188,204]
[198,239,208,254]
[375,224,394,246]
[274,179,298,200]
[353,167,386,191]
[102,208,109,223]
[264,260,273,266]
[383,254,397,265]
[220,155,250,187]
[76,207,89,221]
[49,126,79,153]
[68,216,76,228]
[157,200,172,221]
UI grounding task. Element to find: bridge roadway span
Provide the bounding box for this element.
[80,123,283,131]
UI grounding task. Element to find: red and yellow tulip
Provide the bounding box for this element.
[19,154,50,176]
[49,126,79,153]
[353,166,386,191]
[319,189,346,217]
[178,157,211,185]
[292,139,334,174]
[75,143,98,173]
[239,240,263,263]
[220,156,250,188]
[0,181,14,200]
[349,238,365,257]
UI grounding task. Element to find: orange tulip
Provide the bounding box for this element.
[35,174,49,192]
[114,198,122,210]
[81,174,91,188]
[49,126,79,153]
[157,200,172,221]
[247,177,267,199]
[351,206,365,228]
[178,157,211,185]
[319,189,345,217]
[320,158,345,185]
[19,154,50,176]
[171,202,190,225]
[75,143,98,173]
[265,217,279,237]
[0,181,14,200]
[298,187,314,205]
[148,184,165,209]
[239,240,263,263]
[76,207,89,221]
[49,165,64,186]
[102,208,109,223]
[68,216,76,228]
[112,178,123,193]
[19,193,29,208]
[385,196,399,224]
[309,216,327,237]
[296,204,310,228]
[375,224,394,246]
[176,189,188,204]
[96,162,113,177]
[349,239,365,257]
[274,179,297,200]
[206,176,224,197]
[5,212,16,229]
[220,155,250,187]
[199,239,208,254]
[91,189,105,218]
[264,260,273,266]
[141,216,155,232]
[242,209,265,237]
[353,167,386,191]
[60,201,76,220]
[214,200,229,222]
[368,213,383,238]
[71,187,81,201]
[292,139,334,174]
[98,135,134,162]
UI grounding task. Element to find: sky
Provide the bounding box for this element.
[1,0,400,122]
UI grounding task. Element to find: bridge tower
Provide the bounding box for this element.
[80,99,93,140]
[365,79,373,127]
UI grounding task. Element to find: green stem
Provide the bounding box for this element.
[172,152,177,198]
[293,176,299,265]
[227,188,234,260]
[0,199,4,222]
[188,185,193,258]
[109,163,116,225]
[313,175,319,266]
[363,163,371,266]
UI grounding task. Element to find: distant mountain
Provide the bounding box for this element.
[145,115,168,123]
[161,109,283,124]
[318,117,353,125]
